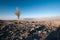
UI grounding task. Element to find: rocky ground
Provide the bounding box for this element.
[0,20,60,40]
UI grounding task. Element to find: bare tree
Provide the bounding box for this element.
[15,7,20,24]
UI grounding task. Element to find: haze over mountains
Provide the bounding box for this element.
[0,16,60,21]
[23,16,60,21]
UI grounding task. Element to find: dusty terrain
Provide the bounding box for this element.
[0,20,60,40]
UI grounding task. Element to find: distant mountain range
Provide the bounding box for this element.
[22,16,60,21]
[0,16,60,21]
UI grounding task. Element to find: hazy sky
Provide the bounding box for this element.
[0,0,60,20]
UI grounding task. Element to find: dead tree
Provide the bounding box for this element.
[15,7,20,24]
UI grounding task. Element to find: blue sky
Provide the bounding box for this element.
[0,0,60,20]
